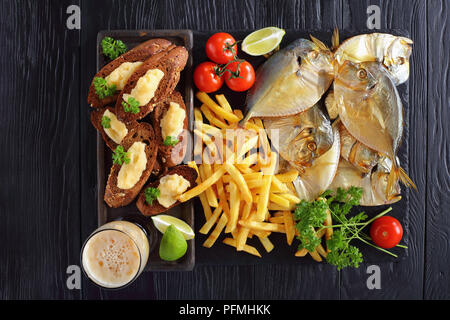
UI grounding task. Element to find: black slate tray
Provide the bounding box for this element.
[192,29,411,266]
[95,30,195,271]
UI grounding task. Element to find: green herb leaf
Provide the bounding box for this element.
[163,135,179,146]
[93,77,116,99]
[101,37,128,60]
[112,145,130,165]
[101,116,111,129]
[145,187,160,205]
[122,97,140,114]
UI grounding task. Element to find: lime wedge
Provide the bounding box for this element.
[159,225,188,261]
[241,27,286,56]
[151,215,195,240]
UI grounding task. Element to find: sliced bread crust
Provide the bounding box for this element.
[136,165,198,216]
[152,91,189,168]
[90,106,138,150]
[104,122,158,208]
[115,46,188,123]
[87,38,174,109]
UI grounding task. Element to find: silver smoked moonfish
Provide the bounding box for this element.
[334,60,416,196]
[241,37,334,124]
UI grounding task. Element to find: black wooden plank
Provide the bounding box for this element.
[0,0,81,299]
[252,0,343,299]
[425,0,450,300]
[339,0,426,299]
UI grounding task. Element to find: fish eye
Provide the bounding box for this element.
[308,51,318,59]
[357,68,367,79]
[307,142,317,151]
[397,57,405,65]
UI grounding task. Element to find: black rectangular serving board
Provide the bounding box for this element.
[95,30,195,271]
[192,29,411,266]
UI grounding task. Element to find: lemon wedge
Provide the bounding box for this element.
[241,27,286,56]
[151,215,195,240]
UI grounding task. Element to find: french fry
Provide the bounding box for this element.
[242,202,253,220]
[309,249,322,262]
[268,202,296,211]
[201,104,229,129]
[279,193,301,204]
[200,164,219,208]
[236,227,250,251]
[268,216,284,224]
[316,244,328,258]
[215,175,230,218]
[246,179,264,189]
[258,236,274,253]
[199,192,212,220]
[222,238,261,257]
[269,193,291,208]
[243,172,263,181]
[232,109,244,121]
[275,169,299,183]
[256,175,272,221]
[178,166,226,202]
[200,123,222,136]
[271,176,290,193]
[250,229,271,239]
[215,94,232,112]
[203,213,228,248]
[199,204,223,235]
[197,92,240,123]
[223,163,252,204]
[295,248,308,257]
[238,220,285,233]
[282,211,296,246]
[225,181,240,233]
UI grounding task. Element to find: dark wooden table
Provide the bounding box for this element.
[1,0,448,300]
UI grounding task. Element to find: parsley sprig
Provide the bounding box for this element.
[293,186,404,270]
[163,135,179,146]
[101,116,111,128]
[112,145,130,165]
[145,187,160,205]
[101,37,128,60]
[93,77,116,99]
[122,97,140,114]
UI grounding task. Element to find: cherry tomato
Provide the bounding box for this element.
[224,60,255,92]
[206,33,237,64]
[370,216,403,249]
[193,62,224,93]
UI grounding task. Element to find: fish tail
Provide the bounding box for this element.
[331,27,339,51]
[386,161,417,197]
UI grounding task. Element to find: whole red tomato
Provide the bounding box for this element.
[224,60,255,92]
[206,32,237,64]
[193,62,224,93]
[370,216,403,249]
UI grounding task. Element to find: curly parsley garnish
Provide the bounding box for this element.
[145,187,160,205]
[93,77,116,99]
[101,37,128,60]
[101,116,111,128]
[163,135,179,146]
[112,145,130,165]
[293,186,402,270]
[122,97,140,114]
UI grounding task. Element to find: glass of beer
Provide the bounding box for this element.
[81,219,150,289]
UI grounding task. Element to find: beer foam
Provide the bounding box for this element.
[82,230,141,288]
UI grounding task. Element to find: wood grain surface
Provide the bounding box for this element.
[0,0,448,300]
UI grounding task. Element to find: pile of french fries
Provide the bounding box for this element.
[177,92,329,261]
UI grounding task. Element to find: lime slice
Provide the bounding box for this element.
[151,215,195,240]
[241,27,286,56]
[159,225,188,261]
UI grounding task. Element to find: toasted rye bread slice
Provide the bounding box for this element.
[115,46,188,123]
[152,91,189,167]
[90,106,138,150]
[104,122,158,208]
[87,38,174,109]
[136,165,198,216]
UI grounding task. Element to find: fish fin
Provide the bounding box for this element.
[309,34,329,51]
[331,28,339,51]
[386,162,417,197]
